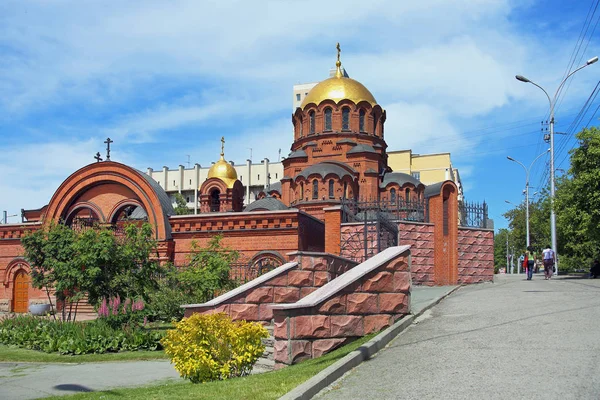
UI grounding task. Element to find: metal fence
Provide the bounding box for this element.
[341,198,428,223]
[459,200,490,229]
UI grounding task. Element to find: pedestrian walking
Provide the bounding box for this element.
[542,245,556,280]
[590,259,600,279]
[526,247,535,280]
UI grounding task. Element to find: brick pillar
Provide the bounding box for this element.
[428,182,459,286]
[323,206,342,256]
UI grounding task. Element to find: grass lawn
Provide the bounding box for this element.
[0,345,168,363]
[44,333,377,400]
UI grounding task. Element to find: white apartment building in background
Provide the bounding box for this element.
[148,159,283,213]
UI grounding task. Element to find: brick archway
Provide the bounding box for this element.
[4,258,32,312]
[44,162,173,240]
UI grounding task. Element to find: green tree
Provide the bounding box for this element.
[177,234,238,302]
[173,193,191,215]
[22,222,162,321]
[146,234,239,321]
[555,127,600,270]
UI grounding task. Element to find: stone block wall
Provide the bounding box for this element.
[182,252,358,323]
[272,246,411,368]
[398,222,435,286]
[458,227,494,284]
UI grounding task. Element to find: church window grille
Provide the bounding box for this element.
[312,179,318,199]
[405,188,411,202]
[309,111,315,134]
[210,189,220,212]
[342,107,350,131]
[329,179,334,198]
[359,109,365,132]
[324,108,332,131]
[390,188,397,204]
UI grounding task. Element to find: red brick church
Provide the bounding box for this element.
[0,49,493,313]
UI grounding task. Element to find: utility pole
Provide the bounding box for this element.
[516,55,598,277]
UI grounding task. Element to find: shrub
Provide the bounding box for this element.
[0,315,163,355]
[161,313,268,383]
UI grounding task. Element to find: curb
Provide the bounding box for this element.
[279,286,462,400]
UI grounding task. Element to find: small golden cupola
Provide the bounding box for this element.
[300,43,377,109]
[207,137,238,188]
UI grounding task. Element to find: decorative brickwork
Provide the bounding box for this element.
[271,246,411,368]
[457,227,494,284]
[398,222,435,285]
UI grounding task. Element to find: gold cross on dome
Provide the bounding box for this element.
[220,136,225,157]
[336,42,341,64]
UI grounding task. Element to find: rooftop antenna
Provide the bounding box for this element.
[248,147,253,163]
[278,148,281,162]
[186,155,191,168]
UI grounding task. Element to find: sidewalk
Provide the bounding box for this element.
[316,275,600,399]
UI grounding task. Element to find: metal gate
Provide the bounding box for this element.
[340,199,399,263]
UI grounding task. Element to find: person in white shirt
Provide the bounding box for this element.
[542,245,556,280]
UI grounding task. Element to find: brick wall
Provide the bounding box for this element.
[0,224,48,312]
[458,227,494,284]
[170,210,325,266]
[182,252,358,323]
[398,222,435,285]
[272,246,411,368]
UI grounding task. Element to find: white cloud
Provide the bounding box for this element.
[1,0,598,218]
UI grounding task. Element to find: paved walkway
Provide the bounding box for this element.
[316,274,600,400]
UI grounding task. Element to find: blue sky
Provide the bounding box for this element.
[1,0,599,230]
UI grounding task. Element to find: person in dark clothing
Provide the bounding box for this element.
[591,259,600,279]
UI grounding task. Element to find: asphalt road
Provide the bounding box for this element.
[316,274,600,400]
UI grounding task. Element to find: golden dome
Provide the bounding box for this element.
[300,44,377,109]
[207,137,238,188]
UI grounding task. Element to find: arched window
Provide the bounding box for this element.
[405,188,411,203]
[300,117,303,137]
[312,179,318,199]
[390,188,397,204]
[359,109,365,132]
[210,189,220,212]
[373,116,378,135]
[343,182,348,199]
[329,179,334,199]
[309,111,315,134]
[324,108,332,131]
[342,107,350,130]
[300,182,304,200]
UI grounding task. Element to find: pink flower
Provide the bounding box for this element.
[98,297,108,318]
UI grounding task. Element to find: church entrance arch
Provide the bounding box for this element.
[13,270,29,313]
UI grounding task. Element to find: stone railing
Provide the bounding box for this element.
[271,245,411,368]
[181,252,358,323]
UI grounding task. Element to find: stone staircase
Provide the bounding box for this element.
[253,324,275,374]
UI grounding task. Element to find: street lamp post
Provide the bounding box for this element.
[516,55,598,277]
[507,149,550,249]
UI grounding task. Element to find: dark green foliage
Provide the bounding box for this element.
[22,222,163,320]
[0,315,163,355]
[173,193,191,215]
[145,235,239,322]
[555,127,600,271]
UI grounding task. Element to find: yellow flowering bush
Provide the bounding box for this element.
[161,312,269,383]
